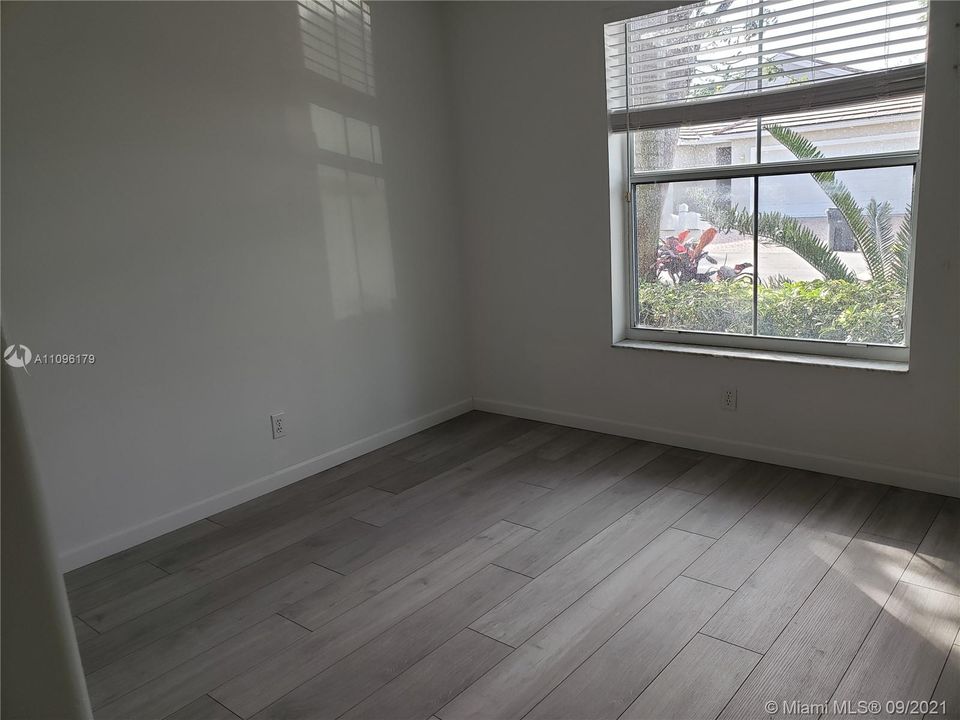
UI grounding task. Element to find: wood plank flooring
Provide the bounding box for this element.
[65,411,960,720]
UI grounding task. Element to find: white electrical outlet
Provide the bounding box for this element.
[270,412,286,439]
[721,388,738,411]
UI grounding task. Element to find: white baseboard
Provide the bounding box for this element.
[59,398,474,571]
[474,397,959,498]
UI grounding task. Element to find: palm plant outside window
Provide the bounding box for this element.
[605,0,928,361]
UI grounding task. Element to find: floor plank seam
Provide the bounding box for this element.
[193,624,309,719]
[280,613,316,633]
[490,563,534,580]
[501,463,725,585]
[665,467,787,552]
[519,558,715,720]
[84,553,333,674]
[511,444,668,532]
[679,574,737,593]
[310,560,345,576]
[502,524,697,649]
[761,534,857,652]
[75,616,100,635]
[257,559,524,717]
[717,490,885,661]
[208,693,242,719]
[712,634,770,720]
[146,559,173,576]
[915,494,948,539]
[265,604,438,711]
[69,561,159,597]
[675,553,750,657]
[856,527,933,547]
[697,473,841,628]
[668,526,719,541]
[516,479,556,490]
[350,515,383,529]
[83,607,291,692]
[678,550,720,589]
[467,626,520,653]
[92,526,330,624]
[632,629,748,720]
[925,643,956,708]
[499,520,540,533]
[369,484,400,494]
[695,630,764,656]
[855,530,921,550]
[897,578,960,598]
[89,614,307,715]
[817,532,918,712]
[511,499,684,582]
[704,469,793,543]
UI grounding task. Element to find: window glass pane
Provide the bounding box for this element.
[760,96,922,162]
[755,166,913,346]
[635,178,755,334]
[633,121,757,173]
[634,95,921,174]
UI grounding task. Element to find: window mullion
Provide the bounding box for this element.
[753,106,762,337]
[629,151,919,185]
[752,175,760,337]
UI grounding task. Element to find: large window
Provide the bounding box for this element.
[606,0,928,362]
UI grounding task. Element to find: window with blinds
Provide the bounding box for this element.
[607,0,928,362]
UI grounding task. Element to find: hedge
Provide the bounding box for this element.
[636,279,905,345]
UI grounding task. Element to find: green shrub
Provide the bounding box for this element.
[636,279,905,345]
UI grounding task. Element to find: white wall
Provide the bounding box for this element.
[2,1,471,568]
[445,1,959,494]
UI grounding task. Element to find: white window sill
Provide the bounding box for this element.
[613,339,909,373]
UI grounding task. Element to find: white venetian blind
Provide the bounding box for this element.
[605,0,928,131]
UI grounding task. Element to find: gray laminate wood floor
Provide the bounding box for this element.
[66,411,960,720]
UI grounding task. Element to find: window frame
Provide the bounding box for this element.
[621,124,921,365]
[606,1,929,366]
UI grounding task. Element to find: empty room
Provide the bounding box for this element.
[2,1,959,719]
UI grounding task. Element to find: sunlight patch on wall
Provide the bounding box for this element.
[317,166,394,320]
[311,104,393,320]
[310,105,381,163]
[298,0,375,96]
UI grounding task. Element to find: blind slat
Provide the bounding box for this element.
[619,17,927,78]
[620,45,926,100]
[624,0,917,47]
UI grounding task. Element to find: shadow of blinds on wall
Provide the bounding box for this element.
[299,0,375,96]
[605,0,928,132]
